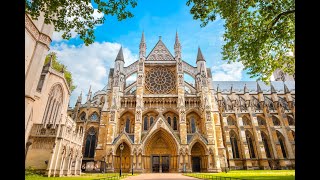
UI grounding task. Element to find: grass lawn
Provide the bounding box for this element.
[184,170,295,180]
[25,173,136,180]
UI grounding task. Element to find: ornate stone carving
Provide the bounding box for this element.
[147,42,174,61]
[145,67,176,94]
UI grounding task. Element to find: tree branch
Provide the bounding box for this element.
[269,9,295,28]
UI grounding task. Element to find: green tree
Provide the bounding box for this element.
[25,0,137,46]
[44,52,76,92]
[187,0,295,82]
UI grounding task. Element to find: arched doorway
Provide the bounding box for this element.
[144,128,178,173]
[114,142,131,173]
[190,142,206,172]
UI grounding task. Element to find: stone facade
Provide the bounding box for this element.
[25,13,83,177]
[68,32,295,173]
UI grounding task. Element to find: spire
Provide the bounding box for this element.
[271,84,277,94]
[217,84,221,93]
[175,30,180,46]
[139,31,146,58]
[284,83,290,94]
[230,84,235,93]
[77,91,82,103]
[140,31,145,44]
[257,82,263,93]
[87,85,92,102]
[174,30,181,59]
[115,46,124,61]
[244,84,249,93]
[196,46,206,62]
[45,54,53,68]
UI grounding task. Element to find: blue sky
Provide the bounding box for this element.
[50,0,257,106]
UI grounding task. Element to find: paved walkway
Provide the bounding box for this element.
[124,173,198,180]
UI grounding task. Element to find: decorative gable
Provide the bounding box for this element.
[146,39,174,61]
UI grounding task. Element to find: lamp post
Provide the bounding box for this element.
[102,156,105,173]
[119,143,124,177]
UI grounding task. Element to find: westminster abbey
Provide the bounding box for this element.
[67,32,295,173]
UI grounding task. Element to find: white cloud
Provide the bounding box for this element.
[211,62,244,81]
[52,3,104,42]
[50,42,138,106]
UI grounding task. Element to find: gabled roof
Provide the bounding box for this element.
[146,38,174,61]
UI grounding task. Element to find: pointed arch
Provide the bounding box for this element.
[119,111,135,134]
[84,127,97,158]
[272,115,281,126]
[276,130,288,158]
[227,116,237,126]
[188,135,208,155]
[261,131,272,158]
[186,111,201,133]
[287,115,295,126]
[42,84,64,127]
[242,115,252,126]
[245,130,256,158]
[229,130,240,159]
[257,116,266,126]
[143,127,179,155]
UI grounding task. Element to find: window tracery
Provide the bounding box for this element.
[145,67,176,94]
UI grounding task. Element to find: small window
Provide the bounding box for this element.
[150,117,154,126]
[242,116,251,126]
[167,117,171,126]
[227,116,236,126]
[173,116,177,130]
[143,116,148,131]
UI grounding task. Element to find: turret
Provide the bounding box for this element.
[113,47,125,89]
[86,86,92,102]
[243,84,250,100]
[196,47,207,89]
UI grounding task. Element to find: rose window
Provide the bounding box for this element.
[145,67,176,94]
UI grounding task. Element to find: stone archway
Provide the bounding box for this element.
[190,142,207,172]
[114,142,131,173]
[144,128,179,173]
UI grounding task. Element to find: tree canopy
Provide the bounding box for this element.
[44,52,76,92]
[187,0,295,82]
[25,0,137,46]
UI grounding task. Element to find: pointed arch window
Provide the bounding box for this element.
[272,116,281,126]
[191,117,196,133]
[167,117,171,126]
[150,116,154,126]
[143,116,148,131]
[84,127,96,158]
[287,116,295,126]
[173,116,178,130]
[242,116,251,126]
[276,131,287,158]
[246,131,256,158]
[125,117,130,133]
[230,131,240,158]
[42,85,63,127]
[257,116,266,126]
[261,132,272,158]
[227,116,236,126]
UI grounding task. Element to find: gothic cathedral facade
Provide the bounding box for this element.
[68,32,295,173]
